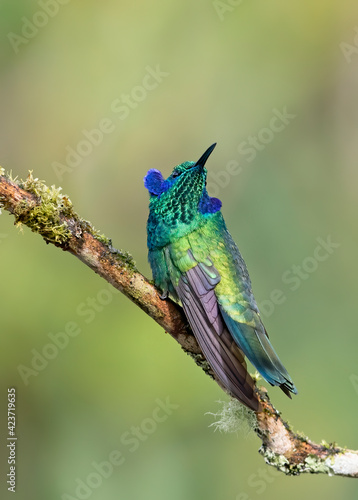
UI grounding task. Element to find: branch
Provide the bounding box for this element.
[1,169,357,478]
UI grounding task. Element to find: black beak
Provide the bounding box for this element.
[194,143,217,169]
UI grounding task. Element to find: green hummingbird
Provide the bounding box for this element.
[144,144,297,411]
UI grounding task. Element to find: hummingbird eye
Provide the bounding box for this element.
[171,161,194,179]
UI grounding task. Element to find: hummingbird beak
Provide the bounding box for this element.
[194,143,217,169]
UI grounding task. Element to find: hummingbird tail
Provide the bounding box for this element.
[220,310,298,397]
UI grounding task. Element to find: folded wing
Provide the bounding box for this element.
[175,259,260,411]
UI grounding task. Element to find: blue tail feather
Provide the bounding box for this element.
[220,308,297,395]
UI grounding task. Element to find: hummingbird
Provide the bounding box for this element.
[144,144,297,411]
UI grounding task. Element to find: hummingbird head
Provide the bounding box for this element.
[144,144,222,248]
[144,143,222,227]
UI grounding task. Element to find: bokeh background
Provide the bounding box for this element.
[1,1,358,499]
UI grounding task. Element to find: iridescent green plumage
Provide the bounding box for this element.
[144,144,297,411]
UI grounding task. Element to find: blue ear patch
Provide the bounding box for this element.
[199,191,222,214]
[144,169,165,196]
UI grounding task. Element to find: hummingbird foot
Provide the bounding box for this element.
[159,289,169,300]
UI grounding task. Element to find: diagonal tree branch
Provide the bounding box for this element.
[1,169,357,478]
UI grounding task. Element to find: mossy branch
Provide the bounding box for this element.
[1,169,357,478]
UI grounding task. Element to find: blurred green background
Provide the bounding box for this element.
[1,1,358,499]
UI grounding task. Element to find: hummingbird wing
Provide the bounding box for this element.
[215,227,298,397]
[166,218,297,401]
[173,254,260,411]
